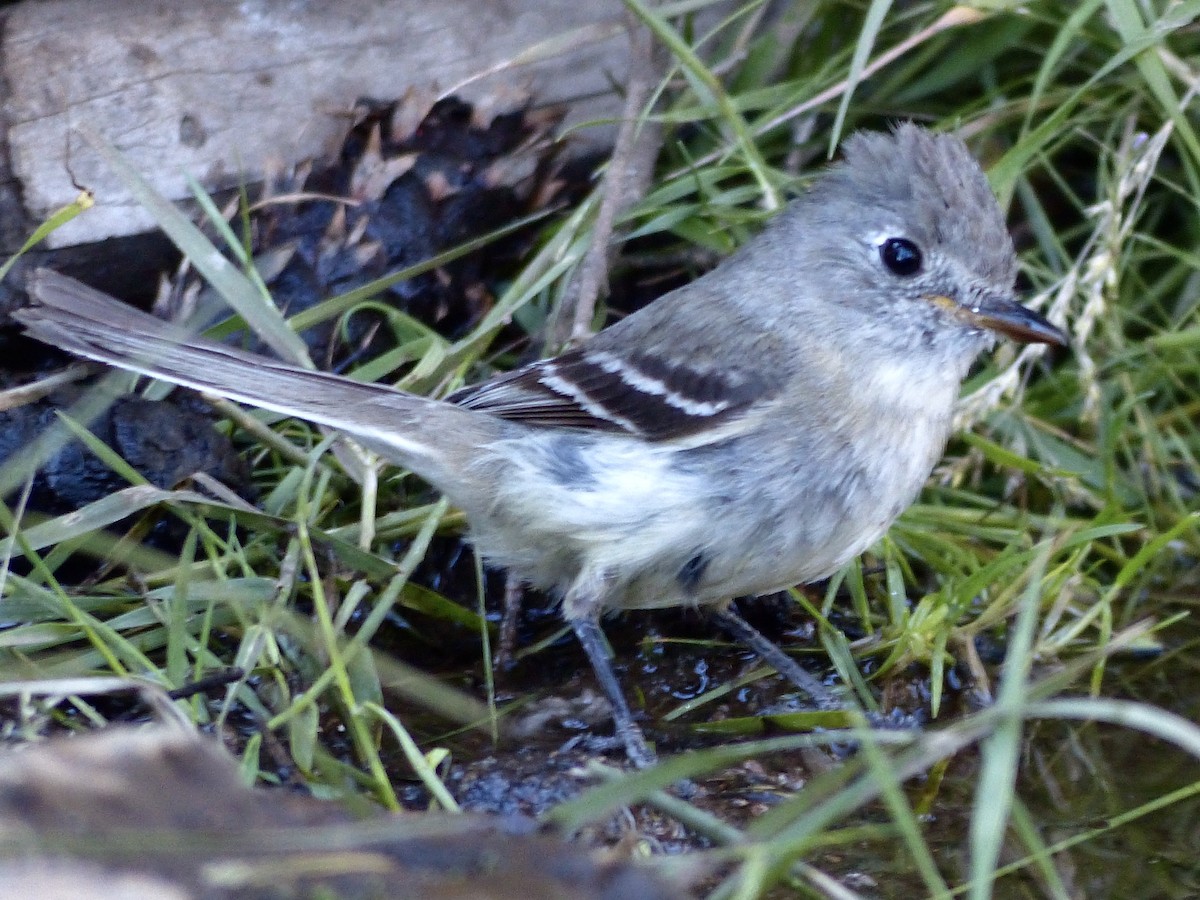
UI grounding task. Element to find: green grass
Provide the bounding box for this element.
[3,1,1200,897]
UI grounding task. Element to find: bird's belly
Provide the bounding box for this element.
[461,401,952,613]
[464,433,714,602]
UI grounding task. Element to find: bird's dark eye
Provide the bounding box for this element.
[879,237,922,276]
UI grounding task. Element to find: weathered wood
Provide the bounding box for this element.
[0,0,627,251]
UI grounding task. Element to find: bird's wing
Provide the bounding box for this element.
[450,344,781,441]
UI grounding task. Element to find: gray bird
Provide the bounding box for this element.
[16,124,1066,767]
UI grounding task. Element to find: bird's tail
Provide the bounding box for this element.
[15,269,490,474]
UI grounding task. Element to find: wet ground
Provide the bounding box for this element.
[369,572,1200,896]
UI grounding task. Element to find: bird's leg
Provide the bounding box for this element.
[570,617,656,769]
[564,572,656,767]
[712,605,842,710]
[495,573,524,669]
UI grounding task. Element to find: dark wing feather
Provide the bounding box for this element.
[449,346,779,441]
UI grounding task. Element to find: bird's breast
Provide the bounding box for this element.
[666,358,962,603]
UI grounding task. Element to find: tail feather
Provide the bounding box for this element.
[15,269,487,470]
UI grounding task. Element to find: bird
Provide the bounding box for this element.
[16,124,1067,767]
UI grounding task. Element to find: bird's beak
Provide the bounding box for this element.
[929,292,1067,346]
